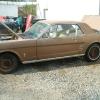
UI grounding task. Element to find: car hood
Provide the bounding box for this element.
[0,22,21,39]
[82,15,100,31]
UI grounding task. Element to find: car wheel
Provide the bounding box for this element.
[85,44,100,62]
[0,53,19,74]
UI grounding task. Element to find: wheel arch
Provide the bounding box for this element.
[0,51,21,63]
[84,42,100,61]
[85,42,100,54]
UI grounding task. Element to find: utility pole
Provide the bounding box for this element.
[43,8,48,19]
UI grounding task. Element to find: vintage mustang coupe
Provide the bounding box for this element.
[0,20,100,73]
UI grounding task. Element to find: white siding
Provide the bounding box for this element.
[0,4,18,17]
[37,0,99,21]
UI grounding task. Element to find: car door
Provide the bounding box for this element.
[37,24,84,59]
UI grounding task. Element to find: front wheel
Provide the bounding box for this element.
[0,53,19,74]
[85,44,100,62]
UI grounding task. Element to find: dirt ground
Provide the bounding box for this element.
[0,57,100,100]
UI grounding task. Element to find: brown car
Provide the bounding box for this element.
[0,20,100,73]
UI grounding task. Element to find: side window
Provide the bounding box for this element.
[75,25,83,36]
[57,24,83,38]
[49,25,56,32]
[49,25,57,38]
[49,24,64,38]
[57,25,63,32]
[57,24,76,38]
[66,25,76,37]
[42,24,83,39]
[42,25,57,38]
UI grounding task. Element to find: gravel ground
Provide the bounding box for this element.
[0,57,100,100]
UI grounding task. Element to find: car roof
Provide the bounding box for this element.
[39,20,85,25]
[39,20,95,34]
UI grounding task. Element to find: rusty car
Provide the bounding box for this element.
[0,20,100,73]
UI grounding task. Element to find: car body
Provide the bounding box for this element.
[0,20,100,73]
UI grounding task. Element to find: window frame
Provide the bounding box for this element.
[40,24,84,39]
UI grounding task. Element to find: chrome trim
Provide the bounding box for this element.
[22,54,85,64]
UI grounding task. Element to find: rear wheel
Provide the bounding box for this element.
[0,53,19,74]
[85,44,100,62]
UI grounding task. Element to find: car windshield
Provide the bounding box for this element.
[20,22,50,39]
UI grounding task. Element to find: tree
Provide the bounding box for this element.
[3,0,37,16]
[18,4,36,16]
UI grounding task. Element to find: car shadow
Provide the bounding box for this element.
[14,57,100,75]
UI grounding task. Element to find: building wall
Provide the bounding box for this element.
[0,4,18,17]
[0,1,37,17]
[37,0,48,19]
[37,0,99,21]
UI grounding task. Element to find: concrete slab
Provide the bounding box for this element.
[82,15,100,30]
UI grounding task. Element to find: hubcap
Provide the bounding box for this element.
[88,46,100,60]
[0,59,14,70]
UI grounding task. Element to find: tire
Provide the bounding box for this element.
[0,53,19,74]
[85,44,100,62]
